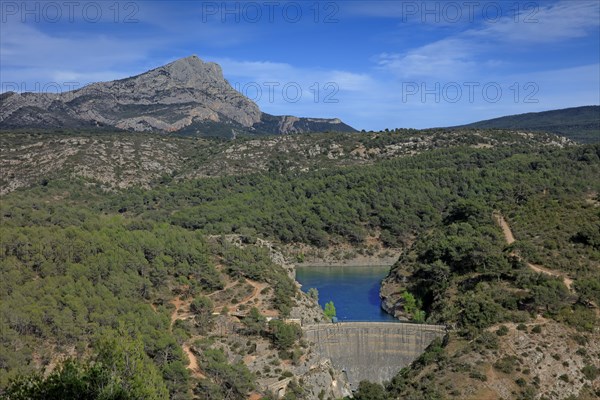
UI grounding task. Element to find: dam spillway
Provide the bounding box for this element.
[303,322,446,389]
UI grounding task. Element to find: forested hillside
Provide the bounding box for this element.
[0,212,305,398]
[454,106,600,144]
[1,129,599,399]
[1,129,569,195]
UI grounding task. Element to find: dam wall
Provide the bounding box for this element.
[303,322,446,389]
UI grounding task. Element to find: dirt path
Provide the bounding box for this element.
[242,281,266,305]
[170,297,187,330]
[210,279,268,313]
[493,213,515,245]
[169,297,207,378]
[168,280,271,380]
[528,263,574,289]
[207,280,237,298]
[182,343,205,379]
[494,212,574,291]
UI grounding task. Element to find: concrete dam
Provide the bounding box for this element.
[303,322,446,389]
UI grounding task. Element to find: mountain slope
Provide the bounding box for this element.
[0,129,571,195]
[1,130,598,399]
[0,56,355,136]
[452,106,600,143]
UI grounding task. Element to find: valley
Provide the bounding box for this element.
[1,124,599,399]
[0,45,599,400]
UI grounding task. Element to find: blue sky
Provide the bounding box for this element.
[1,0,599,130]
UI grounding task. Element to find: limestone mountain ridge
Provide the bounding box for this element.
[0,55,356,136]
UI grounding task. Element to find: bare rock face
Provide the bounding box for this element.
[379,265,412,320]
[1,56,262,132]
[254,113,355,135]
[0,56,355,135]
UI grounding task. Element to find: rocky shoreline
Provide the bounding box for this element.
[292,247,401,268]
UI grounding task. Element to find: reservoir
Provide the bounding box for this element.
[295,265,397,322]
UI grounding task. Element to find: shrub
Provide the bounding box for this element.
[573,335,588,345]
[557,306,597,332]
[474,332,499,350]
[515,377,527,387]
[496,325,509,336]
[582,365,599,380]
[494,356,519,374]
[354,381,388,400]
[268,320,302,350]
[323,301,336,320]
[469,370,488,381]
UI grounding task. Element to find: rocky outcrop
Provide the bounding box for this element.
[0,56,355,136]
[254,112,355,135]
[379,263,412,320]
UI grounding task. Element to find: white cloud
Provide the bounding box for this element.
[363,63,600,129]
[374,1,600,80]
[0,21,159,87]
[210,58,296,82]
[477,1,600,44]
[376,37,480,79]
[327,71,376,92]
[209,57,379,118]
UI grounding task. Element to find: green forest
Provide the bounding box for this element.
[1,130,599,399]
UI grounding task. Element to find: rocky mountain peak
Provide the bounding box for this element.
[0,55,356,136]
[144,55,225,88]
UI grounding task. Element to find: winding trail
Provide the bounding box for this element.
[493,212,574,291]
[169,297,186,329]
[495,213,516,245]
[167,280,270,380]
[181,343,205,379]
[169,297,206,379]
[163,277,281,385]
[239,281,267,306]
[209,279,268,314]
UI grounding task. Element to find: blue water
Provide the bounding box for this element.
[295,265,397,322]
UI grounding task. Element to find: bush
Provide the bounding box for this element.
[354,381,389,400]
[573,335,588,346]
[494,356,519,374]
[323,301,336,320]
[268,320,302,350]
[576,348,587,356]
[413,337,446,368]
[197,348,255,398]
[557,306,597,332]
[582,365,599,380]
[474,332,499,350]
[191,296,214,334]
[242,307,266,335]
[401,291,426,323]
[496,325,509,336]
[469,370,488,381]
